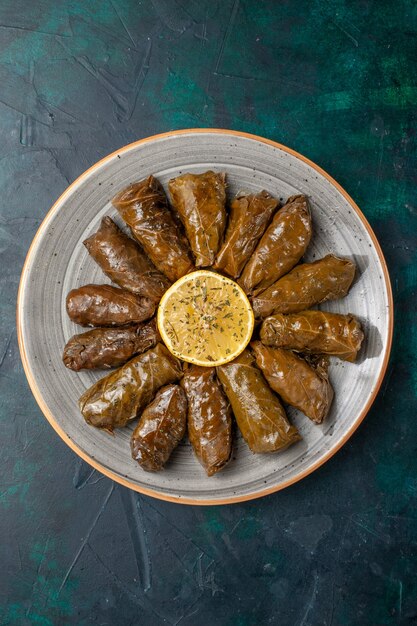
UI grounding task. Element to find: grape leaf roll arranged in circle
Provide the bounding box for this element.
[239,194,312,295]
[260,311,364,362]
[214,190,279,278]
[252,341,334,424]
[62,319,160,371]
[251,254,356,318]
[216,350,301,453]
[79,344,182,431]
[62,171,367,478]
[181,365,232,476]
[131,384,187,472]
[168,171,227,267]
[66,284,156,327]
[112,175,194,282]
[83,216,170,302]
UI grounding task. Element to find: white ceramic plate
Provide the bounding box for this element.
[17,129,393,505]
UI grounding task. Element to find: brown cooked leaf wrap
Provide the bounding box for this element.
[131,384,187,472]
[83,216,170,302]
[181,365,232,476]
[214,190,278,278]
[260,310,364,362]
[216,350,300,453]
[66,284,155,327]
[63,319,160,371]
[169,171,227,267]
[252,341,334,424]
[239,194,312,295]
[252,254,356,318]
[79,344,182,430]
[112,175,194,282]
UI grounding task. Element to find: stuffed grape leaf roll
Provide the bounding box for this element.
[214,191,278,278]
[79,343,182,430]
[260,311,364,362]
[252,341,333,424]
[112,176,194,282]
[239,195,312,295]
[66,284,155,327]
[131,384,187,472]
[216,350,300,453]
[168,171,227,267]
[63,319,160,371]
[181,365,232,476]
[252,254,356,319]
[83,216,170,302]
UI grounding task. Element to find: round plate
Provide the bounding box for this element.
[17,129,393,505]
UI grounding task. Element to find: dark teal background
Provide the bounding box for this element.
[1,1,416,624]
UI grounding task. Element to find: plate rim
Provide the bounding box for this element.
[17,128,394,505]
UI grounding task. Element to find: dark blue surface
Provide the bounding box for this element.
[1,1,417,624]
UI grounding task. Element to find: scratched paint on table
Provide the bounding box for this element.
[1,0,417,624]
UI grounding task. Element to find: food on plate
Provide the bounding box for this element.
[83,216,170,302]
[112,175,194,282]
[131,384,187,471]
[260,310,364,362]
[62,319,160,371]
[214,191,278,278]
[252,254,356,318]
[63,171,367,478]
[66,284,155,327]
[239,195,312,295]
[252,341,333,424]
[79,344,182,430]
[216,350,301,453]
[157,270,254,367]
[181,365,232,476]
[168,171,227,267]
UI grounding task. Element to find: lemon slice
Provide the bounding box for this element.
[157,270,254,367]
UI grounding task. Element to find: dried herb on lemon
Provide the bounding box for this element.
[157,270,254,367]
